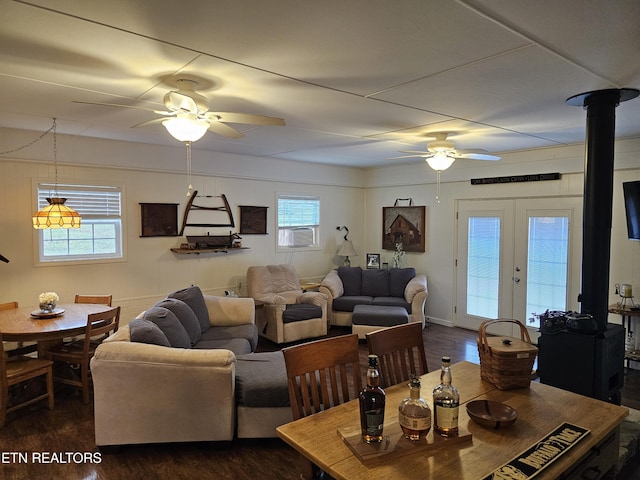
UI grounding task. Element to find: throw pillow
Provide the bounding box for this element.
[129,318,171,347]
[155,298,202,346]
[362,269,390,297]
[143,306,191,349]
[389,267,416,298]
[338,266,362,296]
[168,285,211,332]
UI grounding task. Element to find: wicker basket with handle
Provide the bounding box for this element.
[477,318,538,390]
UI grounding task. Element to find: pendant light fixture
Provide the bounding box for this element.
[32,119,81,229]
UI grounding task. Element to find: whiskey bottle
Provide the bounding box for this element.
[398,375,431,440]
[433,356,459,437]
[359,354,385,443]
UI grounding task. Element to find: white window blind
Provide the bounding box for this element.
[277,194,320,249]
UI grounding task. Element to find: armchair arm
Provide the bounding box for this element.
[203,294,256,327]
[405,274,427,303]
[405,274,428,326]
[320,269,343,298]
[296,291,327,307]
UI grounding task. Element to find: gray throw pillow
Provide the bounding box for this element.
[362,269,390,297]
[389,268,416,298]
[143,306,191,349]
[155,298,202,346]
[338,266,362,296]
[168,285,211,332]
[129,318,171,347]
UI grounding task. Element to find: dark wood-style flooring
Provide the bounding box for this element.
[2,324,639,479]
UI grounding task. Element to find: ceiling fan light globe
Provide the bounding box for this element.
[426,152,455,172]
[162,116,209,142]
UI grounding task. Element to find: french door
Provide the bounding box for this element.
[455,197,582,339]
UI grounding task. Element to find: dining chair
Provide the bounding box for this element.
[0,302,37,356]
[0,301,19,311]
[283,333,362,480]
[1,331,54,427]
[366,322,429,388]
[45,306,120,404]
[74,294,112,306]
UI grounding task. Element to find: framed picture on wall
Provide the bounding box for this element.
[366,253,381,269]
[382,205,427,252]
[239,205,268,234]
[140,203,179,237]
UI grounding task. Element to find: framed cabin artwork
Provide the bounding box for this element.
[382,205,427,252]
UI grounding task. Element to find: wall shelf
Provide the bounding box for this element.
[170,247,249,255]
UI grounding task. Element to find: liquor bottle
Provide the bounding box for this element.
[359,354,385,443]
[433,356,460,437]
[398,375,431,440]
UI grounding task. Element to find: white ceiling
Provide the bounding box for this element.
[1,0,639,168]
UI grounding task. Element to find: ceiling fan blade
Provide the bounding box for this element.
[131,118,166,129]
[207,121,245,139]
[165,91,199,114]
[399,150,433,155]
[387,153,434,160]
[208,112,285,126]
[455,152,501,161]
[72,100,175,116]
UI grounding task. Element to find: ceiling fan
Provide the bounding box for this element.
[74,78,285,142]
[391,132,501,172]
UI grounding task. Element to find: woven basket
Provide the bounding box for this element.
[477,318,538,390]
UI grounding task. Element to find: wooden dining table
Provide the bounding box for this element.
[0,303,113,355]
[277,361,628,480]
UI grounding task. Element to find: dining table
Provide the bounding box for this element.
[276,361,628,480]
[0,303,113,355]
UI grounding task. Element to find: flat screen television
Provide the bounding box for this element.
[623,180,640,240]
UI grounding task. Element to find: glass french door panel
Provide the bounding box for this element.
[466,217,500,319]
[526,216,569,317]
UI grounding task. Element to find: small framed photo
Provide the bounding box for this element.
[366,253,381,269]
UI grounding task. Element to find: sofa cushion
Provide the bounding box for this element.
[155,298,201,346]
[168,285,210,332]
[362,269,390,297]
[143,306,191,349]
[332,295,373,312]
[352,304,409,327]
[338,266,362,296]
[235,352,290,408]
[128,318,171,346]
[389,267,416,298]
[199,324,259,352]
[193,338,253,355]
[282,304,323,323]
[372,296,412,313]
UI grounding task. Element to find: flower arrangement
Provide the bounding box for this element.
[39,292,59,304]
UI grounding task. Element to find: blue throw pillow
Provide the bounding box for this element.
[143,306,191,349]
[168,285,210,332]
[155,298,202,346]
[389,268,416,298]
[338,266,362,296]
[361,269,390,297]
[129,318,171,347]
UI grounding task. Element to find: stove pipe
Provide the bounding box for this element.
[567,88,639,332]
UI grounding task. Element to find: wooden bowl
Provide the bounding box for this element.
[466,400,517,429]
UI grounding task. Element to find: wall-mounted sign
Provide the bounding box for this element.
[471,172,561,185]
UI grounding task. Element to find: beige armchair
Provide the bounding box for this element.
[247,265,327,344]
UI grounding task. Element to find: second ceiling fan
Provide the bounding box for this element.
[75,78,285,142]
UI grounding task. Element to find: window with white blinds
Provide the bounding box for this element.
[276,194,320,250]
[36,183,124,264]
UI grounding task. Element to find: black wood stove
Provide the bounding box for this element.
[537,88,638,404]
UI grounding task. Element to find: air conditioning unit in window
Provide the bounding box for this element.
[291,228,314,247]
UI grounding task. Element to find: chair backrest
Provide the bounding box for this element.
[247,265,302,300]
[0,301,19,311]
[366,322,428,388]
[83,306,120,351]
[283,333,363,420]
[75,295,112,306]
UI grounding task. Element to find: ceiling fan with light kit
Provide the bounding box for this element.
[390,132,501,203]
[74,78,286,142]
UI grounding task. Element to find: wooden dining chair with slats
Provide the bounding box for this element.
[366,322,429,388]
[283,333,363,480]
[74,294,112,306]
[45,306,120,404]
[0,302,36,356]
[1,331,54,426]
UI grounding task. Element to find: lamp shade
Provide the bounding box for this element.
[162,115,209,142]
[338,240,357,257]
[426,151,455,172]
[33,198,81,229]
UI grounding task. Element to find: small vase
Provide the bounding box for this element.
[40,301,56,313]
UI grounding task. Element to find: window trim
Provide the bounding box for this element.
[33,179,127,266]
[275,192,321,252]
